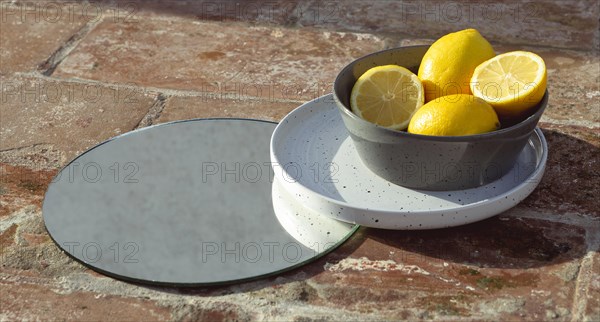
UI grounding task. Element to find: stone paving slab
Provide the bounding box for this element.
[0,75,157,162]
[156,96,301,124]
[1,276,171,321]
[16,0,598,51]
[104,0,301,26]
[53,18,385,101]
[1,1,599,321]
[0,1,90,74]
[520,124,600,217]
[12,0,302,25]
[0,163,54,220]
[296,0,600,51]
[0,160,596,321]
[583,251,600,321]
[2,135,597,319]
[530,47,600,128]
[0,189,594,321]
[303,214,588,320]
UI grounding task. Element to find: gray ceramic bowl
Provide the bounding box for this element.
[333,46,548,191]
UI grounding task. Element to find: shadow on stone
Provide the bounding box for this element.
[86,0,300,25]
[522,128,600,215]
[365,127,598,269]
[365,215,587,270]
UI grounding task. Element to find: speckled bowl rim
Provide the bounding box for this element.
[333,45,548,142]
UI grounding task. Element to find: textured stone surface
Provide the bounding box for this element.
[297,0,600,51]
[1,276,171,321]
[53,19,384,100]
[1,139,595,321]
[0,214,589,321]
[301,216,585,320]
[0,164,55,219]
[0,76,156,162]
[12,0,302,24]
[1,1,599,321]
[15,0,598,52]
[101,0,301,25]
[157,96,301,124]
[496,46,600,128]
[583,251,600,321]
[0,2,88,74]
[522,124,600,216]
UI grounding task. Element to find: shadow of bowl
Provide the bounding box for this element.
[363,213,585,270]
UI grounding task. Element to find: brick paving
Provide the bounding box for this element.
[0,3,88,74]
[52,18,385,100]
[1,1,599,321]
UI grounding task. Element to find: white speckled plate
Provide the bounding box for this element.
[270,94,548,229]
[272,177,358,252]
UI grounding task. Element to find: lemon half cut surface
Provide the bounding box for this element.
[350,65,424,130]
[470,51,547,117]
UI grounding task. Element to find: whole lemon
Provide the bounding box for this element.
[407,94,500,136]
[418,29,495,102]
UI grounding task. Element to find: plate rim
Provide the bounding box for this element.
[270,94,548,227]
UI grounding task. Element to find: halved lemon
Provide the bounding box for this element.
[350,65,424,130]
[470,51,547,117]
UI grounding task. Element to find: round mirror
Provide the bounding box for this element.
[43,119,358,286]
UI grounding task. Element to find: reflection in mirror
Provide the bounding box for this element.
[43,119,358,286]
